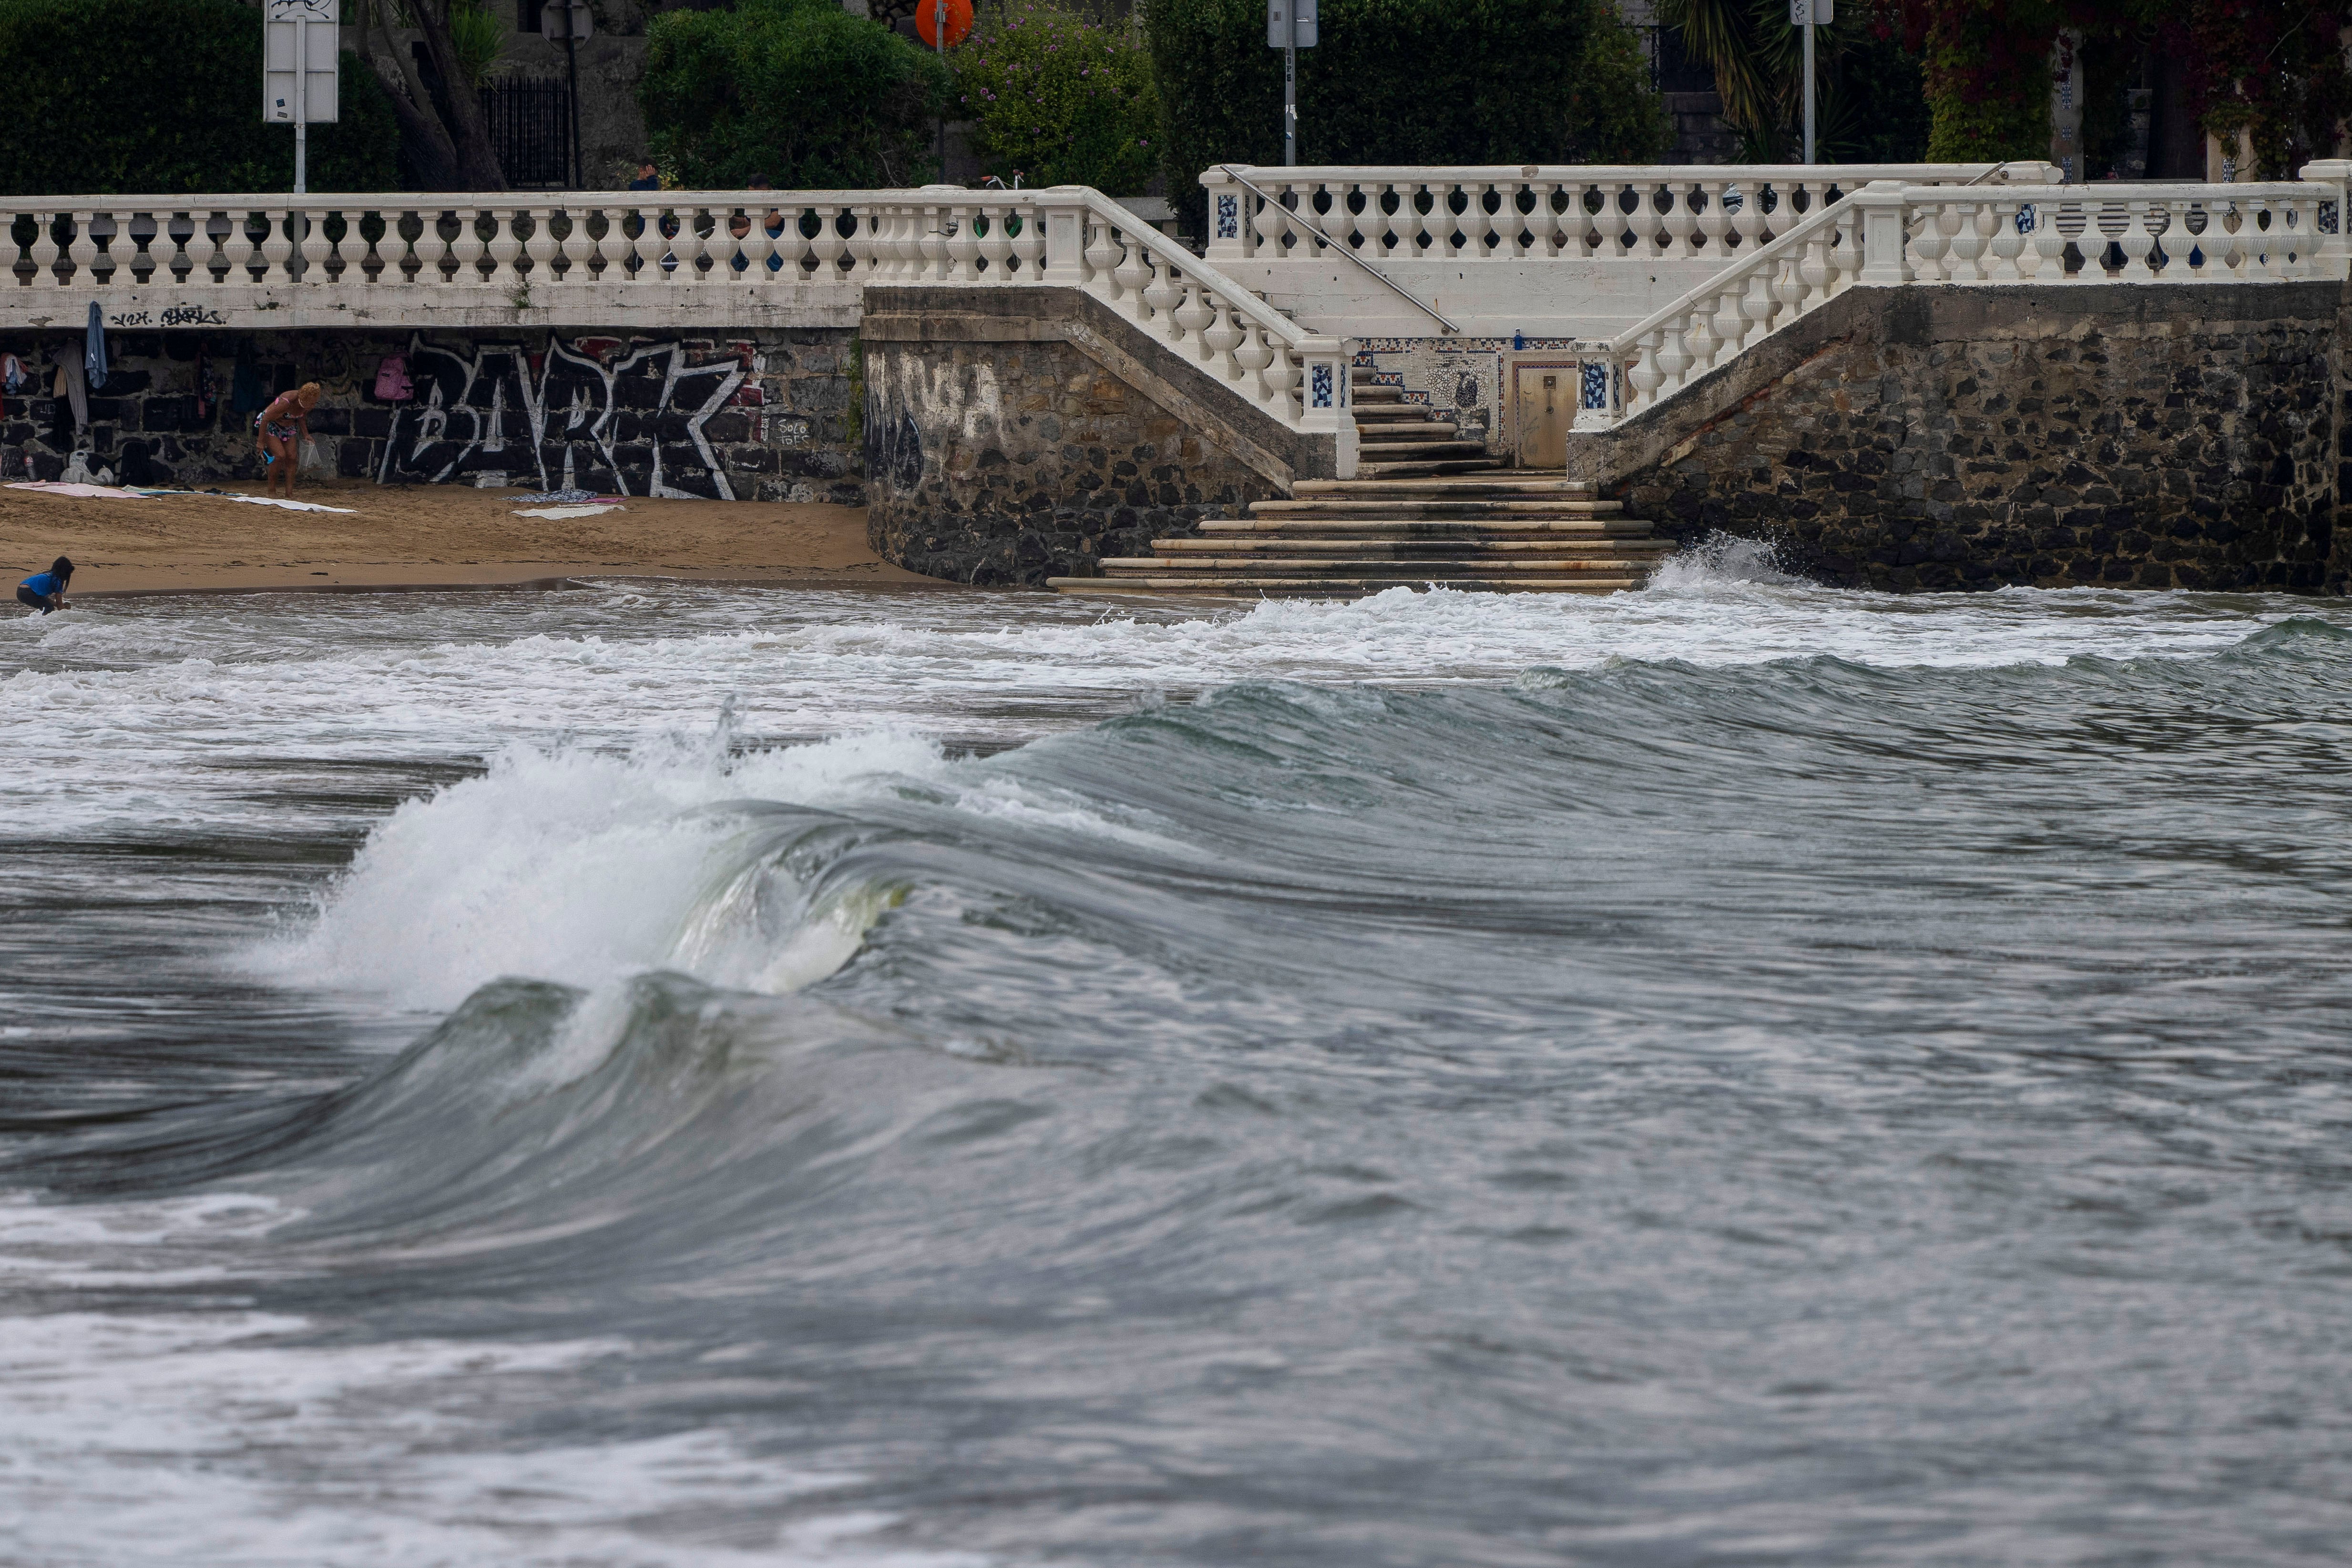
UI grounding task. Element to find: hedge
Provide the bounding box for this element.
[640,0,951,189]
[1149,0,1666,230]
[0,0,398,195]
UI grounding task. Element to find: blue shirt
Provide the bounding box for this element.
[21,572,62,597]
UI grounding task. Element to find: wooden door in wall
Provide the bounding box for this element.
[1513,363,1572,471]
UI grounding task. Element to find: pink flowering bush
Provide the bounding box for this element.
[953,3,1161,193]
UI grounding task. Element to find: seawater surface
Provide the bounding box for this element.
[5,546,2352,1566]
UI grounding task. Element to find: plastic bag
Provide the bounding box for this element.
[299,438,326,472]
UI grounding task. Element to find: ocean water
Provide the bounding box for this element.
[6,544,2352,1566]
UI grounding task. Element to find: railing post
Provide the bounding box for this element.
[1855,180,1912,286]
[1201,166,1248,260]
[1291,334,1356,475]
[1040,190,1086,285]
[2299,159,2351,277]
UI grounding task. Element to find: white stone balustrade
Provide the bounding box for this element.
[861,186,1356,447]
[1899,181,2345,285]
[1573,171,2352,429]
[1198,162,2063,338]
[0,193,890,329]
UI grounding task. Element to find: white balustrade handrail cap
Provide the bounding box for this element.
[1901,181,2334,201]
[1205,162,2063,186]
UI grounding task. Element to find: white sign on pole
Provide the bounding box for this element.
[542,0,593,40]
[264,0,340,124]
[1789,0,1832,23]
[1268,0,1317,49]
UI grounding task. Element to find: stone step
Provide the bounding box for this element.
[1201,518,1646,536]
[1105,557,1659,575]
[1249,499,1625,519]
[1048,576,1644,597]
[1292,476,1594,497]
[1155,537,1668,556]
[1357,458,1509,479]
[1350,405,1457,425]
[1352,432,1491,451]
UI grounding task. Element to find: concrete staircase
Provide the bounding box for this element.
[1049,371,1673,597]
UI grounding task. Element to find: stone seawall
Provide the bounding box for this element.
[860,287,1339,587]
[1591,282,2347,593]
[0,326,861,503]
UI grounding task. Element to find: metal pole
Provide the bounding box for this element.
[293,13,307,193]
[563,23,582,190]
[1801,6,1816,165]
[1285,37,1297,166]
[935,0,946,170]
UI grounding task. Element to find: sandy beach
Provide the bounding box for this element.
[1,479,950,596]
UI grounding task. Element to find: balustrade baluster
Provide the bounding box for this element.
[447,208,485,284]
[2204,201,2244,278]
[522,206,559,285]
[1008,205,1044,279]
[1400,186,1432,257]
[1662,183,1699,257]
[1273,344,1306,421]
[941,204,977,282]
[2116,202,2157,279]
[1370,183,1403,259]
[1111,230,1153,311]
[1944,201,1987,281]
[301,207,336,282]
[1200,295,1243,372]
[2004,201,2041,281]
[1626,328,1666,413]
[559,207,597,283]
[65,210,99,284]
[161,212,195,285]
[704,204,742,282]
[1235,319,1277,400]
[1461,183,1493,258]
[220,210,257,282]
[2281,199,2314,280]
[1729,181,1768,253]
[1141,253,1181,331]
[1251,188,1285,256]
[975,207,1012,281]
[1082,214,1124,290]
[1625,182,1662,255]
[1683,294,1718,380]
[257,208,295,284]
[810,205,847,279]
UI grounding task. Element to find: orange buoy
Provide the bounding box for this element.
[914,0,973,48]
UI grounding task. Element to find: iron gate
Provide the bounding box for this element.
[480,75,574,189]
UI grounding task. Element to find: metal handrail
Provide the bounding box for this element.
[1217,163,1461,334]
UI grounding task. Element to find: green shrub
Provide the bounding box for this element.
[952,2,1161,194]
[449,0,513,89]
[640,0,951,189]
[0,0,398,194]
[1149,0,1666,230]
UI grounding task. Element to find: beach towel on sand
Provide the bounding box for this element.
[6,480,146,499]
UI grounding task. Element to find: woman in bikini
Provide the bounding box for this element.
[253,382,322,499]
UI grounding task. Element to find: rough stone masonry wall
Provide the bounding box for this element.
[0,326,861,503]
[1610,282,2344,593]
[862,288,1317,586]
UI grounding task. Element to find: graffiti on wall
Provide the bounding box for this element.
[380,334,756,498]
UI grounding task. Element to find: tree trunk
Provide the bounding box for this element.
[411,0,508,192]
[361,0,461,191]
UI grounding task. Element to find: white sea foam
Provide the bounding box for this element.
[250,729,950,1012]
[0,1190,987,1568]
